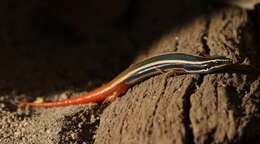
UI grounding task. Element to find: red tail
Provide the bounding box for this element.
[18,83,129,107]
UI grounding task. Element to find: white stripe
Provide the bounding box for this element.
[103,58,229,90]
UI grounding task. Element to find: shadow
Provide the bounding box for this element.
[0,0,257,102]
[0,2,259,143]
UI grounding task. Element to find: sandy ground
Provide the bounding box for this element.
[0,0,260,144]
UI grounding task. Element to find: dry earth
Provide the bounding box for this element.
[0,0,259,144]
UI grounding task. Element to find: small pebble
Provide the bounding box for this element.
[0,103,5,108]
[14,131,21,137]
[46,129,51,134]
[90,115,96,123]
[71,133,77,140]
[78,122,84,128]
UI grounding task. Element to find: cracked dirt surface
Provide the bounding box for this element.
[0,0,260,144]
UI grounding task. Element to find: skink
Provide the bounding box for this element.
[19,53,233,107]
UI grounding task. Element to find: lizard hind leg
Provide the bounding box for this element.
[155,68,185,78]
[103,84,129,103]
[102,91,120,104]
[165,69,186,78]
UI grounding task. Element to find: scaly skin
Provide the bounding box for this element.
[18,53,232,107]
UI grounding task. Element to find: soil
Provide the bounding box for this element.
[0,0,260,144]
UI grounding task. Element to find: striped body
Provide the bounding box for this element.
[19,53,232,107]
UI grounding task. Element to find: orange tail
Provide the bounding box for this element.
[18,83,129,107]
